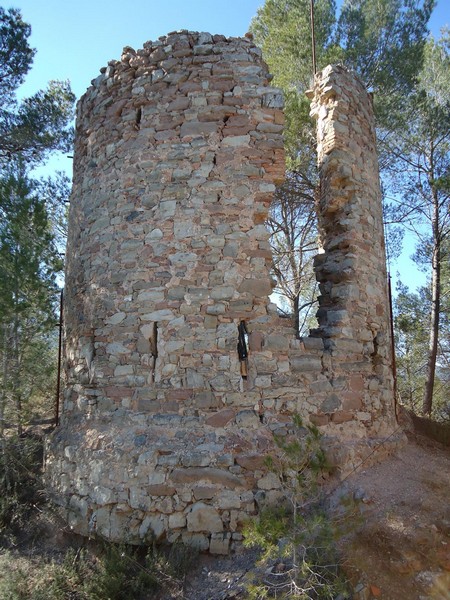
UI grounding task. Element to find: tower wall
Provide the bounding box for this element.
[46,34,402,553]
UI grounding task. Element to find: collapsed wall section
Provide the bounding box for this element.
[46,34,401,553]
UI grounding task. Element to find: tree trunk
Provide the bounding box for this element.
[0,324,10,438]
[293,294,300,339]
[12,319,23,436]
[422,186,441,416]
[12,253,23,436]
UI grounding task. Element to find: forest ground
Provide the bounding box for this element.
[1,423,449,600]
[164,429,450,600]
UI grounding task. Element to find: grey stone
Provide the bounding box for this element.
[290,355,322,372]
[320,394,341,413]
[187,502,223,532]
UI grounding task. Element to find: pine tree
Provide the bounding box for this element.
[0,7,74,434]
[250,0,434,337]
[383,33,450,415]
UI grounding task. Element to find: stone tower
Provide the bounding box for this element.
[46,33,401,553]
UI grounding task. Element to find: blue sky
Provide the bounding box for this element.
[16,0,265,99]
[15,0,449,101]
[10,0,450,292]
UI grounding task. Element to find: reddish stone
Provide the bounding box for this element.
[342,391,363,411]
[210,78,234,92]
[148,484,176,496]
[235,454,266,470]
[376,303,385,316]
[223,96,244,106]
[223,115,253,135]
[331,411,353,424]
[167,97,190,111]
[106,99,127,118]
[223,433,252,453]
[167,389,192,401]
[254,211,267,224]
[349,376,365,392]
[248,332,263,352]
[309,414,330,426]
[370,585,382,598]
[198,106,237,122]
[205,409,235,428]
[179,81,202,93]
[104,386,131,399]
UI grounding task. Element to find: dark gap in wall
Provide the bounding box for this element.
[135,107,142,128]
[237,321,249,379]
[150,322,158,382]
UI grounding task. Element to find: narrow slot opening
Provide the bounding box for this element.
[150,321,158,382]
[135,107,142,128]
[237,320,249,379]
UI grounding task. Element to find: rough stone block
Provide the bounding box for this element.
[209,533,231,555]
[169,512,187,529]
[205,409,236,428]
[171,468,243,488]
[291,355,322,372]
[187,502,223,533]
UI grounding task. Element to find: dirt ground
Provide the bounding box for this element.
[171,432,450,600]
[2,427,449,599]
[334,432,450,600]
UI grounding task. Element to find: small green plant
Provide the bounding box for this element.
[0,542,195,600]
[87,541,195,599]
[0,435,44,538]
[243,416,351,599]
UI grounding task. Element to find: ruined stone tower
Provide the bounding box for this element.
[46,32,401,552]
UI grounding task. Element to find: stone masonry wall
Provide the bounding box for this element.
[46,33,401,554]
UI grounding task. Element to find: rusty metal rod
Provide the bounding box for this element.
[55,288,63,426]
[387,273,398,421]
[310,0,317,75]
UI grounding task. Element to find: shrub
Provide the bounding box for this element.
[243,416,351,599]
[0,435,45,537]
[0,433,196,599]
[0,542,195,600]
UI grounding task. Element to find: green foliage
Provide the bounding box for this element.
[337,0,434,95]
[394,283,428,407]
[0,79,74,164]
[0,8,34,106]
[0,435,44,536]
[250,1,434,338]
[251,0,434,163]
[243,417,349,598]
[0,168,62,319]
[0,8,75,435]
[251,0,340,91]
[80,544,160,600]
[395,279,450,421]
[383,33,449,415]
[0,167,63,434]
[0,8,75,166]
[0,435,194,599]
[0,542,194,600]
